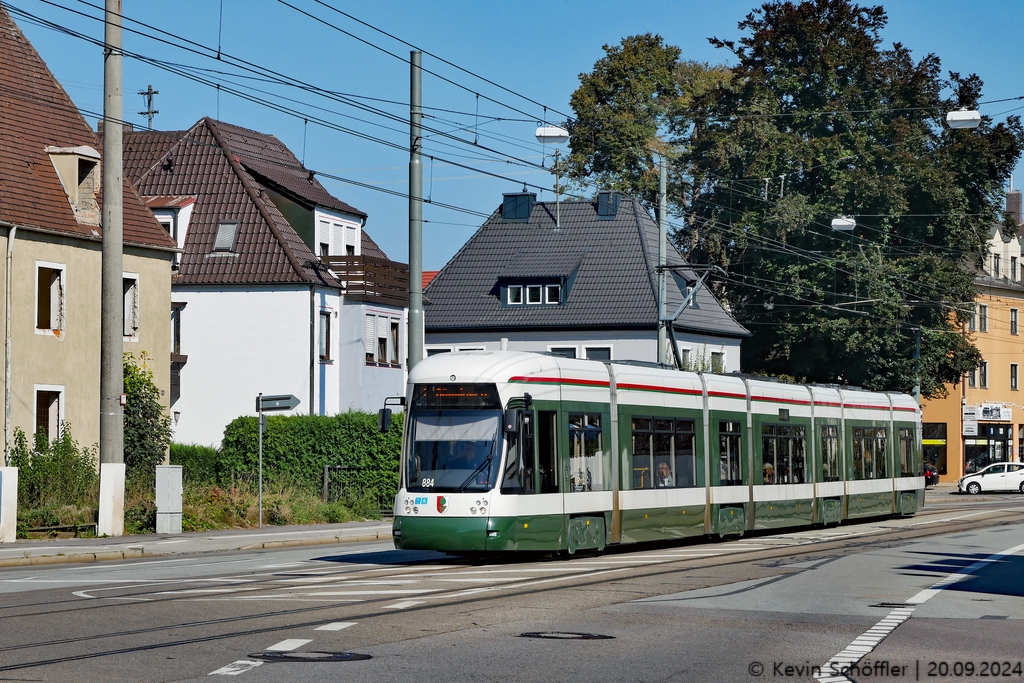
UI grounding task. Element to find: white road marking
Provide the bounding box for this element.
[384,600,424,609]
[265,639,311,651]
[315,622,357,631]
[208,660,262,676]
[815,540,1024,683]
[155,589,242,595]
[304,589,439,596]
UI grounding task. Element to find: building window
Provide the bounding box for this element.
[993,254,1001,277]
[213,221,238,252]
[711,351,725,373]
[365,314,400,365]
[319,242,329,257]
[123,275,139,339]
[679,348,690,369]
[968,369,977,388]
[1013,256,1018,281]
[980,360,988,389]
[34,388,62,441]
[1012,364,1019,391]
[507,285,523,305]
[318,310,331,361]
[550,347,576,358]
[171,304,182,355]
[979,304,988,332]
[36,263,65,335]
[545,284,561,304]
[1013,309,1019,336]
[585,347,611,361]
[526,285,543,304]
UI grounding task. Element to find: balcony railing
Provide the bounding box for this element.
[322,255,409,308]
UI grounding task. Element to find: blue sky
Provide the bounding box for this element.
[10,0,1024,269]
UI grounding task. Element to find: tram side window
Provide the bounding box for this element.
[630,417,697,489]
[719,421,743,486]
[821,425,840,482]
[852,427,887,480]
[761,424,806,484]
[899,428,914,477]
[501,411,536,494]
[569,413,604,492]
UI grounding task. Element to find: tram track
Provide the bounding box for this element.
[1,503,1021,675]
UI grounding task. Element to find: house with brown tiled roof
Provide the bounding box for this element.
[0,7,175,455]
[122,118,408,446]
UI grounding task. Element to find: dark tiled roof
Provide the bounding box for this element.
[424,197,749,338]
[125,118,339,286]
[0,8,175,251]
[213,120,367,218]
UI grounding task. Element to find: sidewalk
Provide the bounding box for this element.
[0,519,393,568]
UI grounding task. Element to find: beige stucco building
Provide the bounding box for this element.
[0,9,176,454]
[921,192,1024,482]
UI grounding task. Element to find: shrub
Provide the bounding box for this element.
[170,443,220,486]
[10,425,98,512]
[219,411,402,502]
[124,352,172,484]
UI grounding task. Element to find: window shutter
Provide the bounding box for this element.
[346,225,358,255]
[332,224,345,255]
[376,315,389,342]
[364,315,375,355]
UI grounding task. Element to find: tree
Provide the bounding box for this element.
[123,352,172,482]
[566,0,1024,397]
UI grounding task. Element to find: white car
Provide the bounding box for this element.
[958,462,1024,494]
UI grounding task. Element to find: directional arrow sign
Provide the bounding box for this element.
[257,394,301,412]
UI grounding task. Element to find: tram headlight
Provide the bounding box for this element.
[476,500,481,506]
[470,507,477,514]
[404,506,411,514]
[413,506,419,514]
[480,507,487,515]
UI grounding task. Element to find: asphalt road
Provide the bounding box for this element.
[1,493,1022,682]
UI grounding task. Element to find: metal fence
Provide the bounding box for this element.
[322,465,395,517]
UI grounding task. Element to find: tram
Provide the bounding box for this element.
[387,351,924,554]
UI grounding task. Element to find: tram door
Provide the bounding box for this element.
[500,408,563,550]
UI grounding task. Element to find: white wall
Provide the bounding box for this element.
[338,302,407,412]
[314,207,362,257]
[171,286,314,447]
[425,329,743,373]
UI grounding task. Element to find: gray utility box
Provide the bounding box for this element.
[155,465,183,534]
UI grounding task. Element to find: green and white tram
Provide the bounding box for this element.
[389,351,923,554]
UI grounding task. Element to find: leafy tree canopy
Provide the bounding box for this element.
[566,0,1024,397]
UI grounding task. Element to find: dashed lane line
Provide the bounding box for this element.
[384,600,424,609]
[315,622,356,631]
[815,540,1024,683]
[265,639,312,651]
[208,660,261,676]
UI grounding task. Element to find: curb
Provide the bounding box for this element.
[0,529,391,569]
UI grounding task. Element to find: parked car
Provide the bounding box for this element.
[923,462,939,487]
[958,462,1024,494]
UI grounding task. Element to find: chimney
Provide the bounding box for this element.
[95,119,134,137]
[597,190,622,219]
[501,192,535,222]
[1007,190,1022,226]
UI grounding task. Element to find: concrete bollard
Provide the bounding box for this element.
[0,467,18,543]
[97,463,126,537]
[155,465,182,534]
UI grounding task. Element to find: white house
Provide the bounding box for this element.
[124,117,407,446]
[424,191,748,370]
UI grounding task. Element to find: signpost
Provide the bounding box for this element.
[255,393,300,528]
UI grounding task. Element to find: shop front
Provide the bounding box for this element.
[964,422,1013,474]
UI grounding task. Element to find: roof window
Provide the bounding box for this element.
[597,191,621,219]
[501,192,535,222]
[213,221,239,252]
[46,145,101,226]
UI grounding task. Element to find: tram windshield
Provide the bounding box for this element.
[406,410,502,492]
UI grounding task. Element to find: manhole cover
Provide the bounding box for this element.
[250,651,371,662]
[518,632,614,640]
[869,603,910,609]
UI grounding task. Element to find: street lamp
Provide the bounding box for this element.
[946,109,982,130]
[831,216,856,231]
[535,125,570,228]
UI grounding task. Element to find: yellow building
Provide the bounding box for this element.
[921,192,1024,481]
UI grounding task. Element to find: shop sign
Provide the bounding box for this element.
[980,403,1012,421]
[922,439,947,446]
[962,405,978,436]
[964,439,989,446]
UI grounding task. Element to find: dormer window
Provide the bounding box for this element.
[502,281,562,306]
[46,145,101,226]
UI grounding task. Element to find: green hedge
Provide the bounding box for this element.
[218,411,403,500]
[169,443,220,486]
